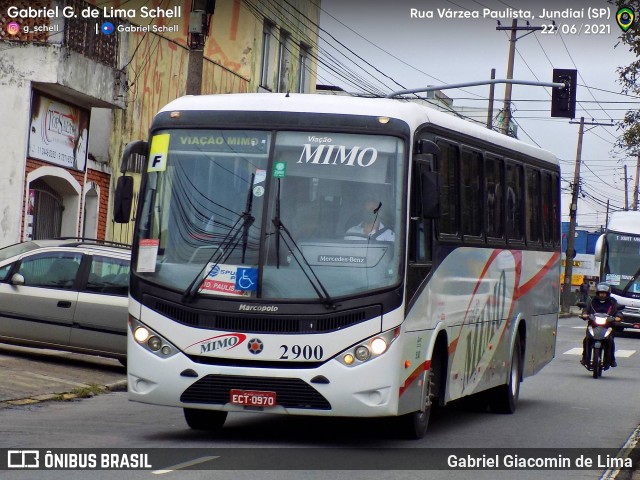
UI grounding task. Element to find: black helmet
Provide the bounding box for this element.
[596,283,611,301]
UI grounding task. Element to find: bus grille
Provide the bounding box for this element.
[146,296,380,334]
[180,375,331,410]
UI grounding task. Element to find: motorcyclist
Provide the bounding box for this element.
[580,283,622,368]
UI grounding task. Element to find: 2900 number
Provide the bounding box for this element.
[280,344,324,360]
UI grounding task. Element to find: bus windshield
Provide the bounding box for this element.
[134,129,405,301]
[603,230,640,294]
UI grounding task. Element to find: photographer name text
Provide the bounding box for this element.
[7,5,181,19]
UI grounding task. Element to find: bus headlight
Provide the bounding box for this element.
[148,336,162,351]
[134,327,150,343]
[371,337,387,355]
[129,316,178,358]
[355,346,370,361]
[338,327,400,367]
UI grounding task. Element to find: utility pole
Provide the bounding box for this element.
[561,118,614,312]
[487,68,496,130]
[496,20,543,136]
[633,153,640,210]
[561,117,584,312]
[186,1,216,95]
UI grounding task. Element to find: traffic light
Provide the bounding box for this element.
[551,69,577,118]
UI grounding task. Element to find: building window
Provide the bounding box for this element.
[30,179,63,240]
[298,43,311,93]
[277,31,290,93]
[260,21,275,90]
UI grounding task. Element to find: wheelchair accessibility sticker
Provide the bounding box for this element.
[200,264,257,296]
[236,267,258,291]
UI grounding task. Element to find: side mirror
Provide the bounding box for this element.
[10,273,25,286]
[113,175,134,224]
[120,140,148,174]
[576,301,586,308]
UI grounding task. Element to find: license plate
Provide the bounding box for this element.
[230,389,276,407]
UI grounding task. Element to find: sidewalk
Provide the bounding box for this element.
[559,306,582,318]
[0,343,126,407]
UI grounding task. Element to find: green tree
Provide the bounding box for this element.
[616,0,640,151]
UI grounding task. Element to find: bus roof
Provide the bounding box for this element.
[607,211,640,235]
[158,93,558,166]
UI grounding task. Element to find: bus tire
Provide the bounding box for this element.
[488,332,521,414]
[399,347,443,439]
[183,408,228,431]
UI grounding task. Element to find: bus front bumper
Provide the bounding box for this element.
[126,335,408,418]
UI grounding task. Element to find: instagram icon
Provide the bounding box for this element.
[6,22,20,35]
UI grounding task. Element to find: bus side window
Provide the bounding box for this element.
[506,162,524,242]
[485,155,504,240]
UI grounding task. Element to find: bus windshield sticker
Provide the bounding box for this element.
[136,238,159,272]
[254,169,266,184]
[275,132,402,184]
[605,273,621,285]
[273,162,287,178]
[199,263,251,297]
[174,131,269,154]
[235,267,258,291]
[148,134,170,172]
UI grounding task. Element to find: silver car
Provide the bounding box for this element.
[0,239,130,363]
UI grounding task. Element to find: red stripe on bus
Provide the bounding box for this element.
[513,251,560,300]
[448,249,558,355]
[399,359,431,397]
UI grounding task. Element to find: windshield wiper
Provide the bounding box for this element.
[241,173,255,263]
[182,178,255,301]
[271,179,336,310]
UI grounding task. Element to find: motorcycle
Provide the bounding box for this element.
[577,303,629,379]
[582,312,616,378]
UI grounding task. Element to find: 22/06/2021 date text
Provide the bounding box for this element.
[541,23,611,35]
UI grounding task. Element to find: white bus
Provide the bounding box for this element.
[116,93,561,438]
[596,210,640,330]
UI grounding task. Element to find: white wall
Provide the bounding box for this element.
[0,42,121,246]
[0,47,60,246]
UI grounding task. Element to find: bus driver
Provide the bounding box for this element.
[344,200,395,241]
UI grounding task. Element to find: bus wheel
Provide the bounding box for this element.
[183,408,228,431]
[399,349,443,439]
[488,333,521,414]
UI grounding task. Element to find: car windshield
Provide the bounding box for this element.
[0,241,42,262]
[134,129,405,301]
[603,231,640,294]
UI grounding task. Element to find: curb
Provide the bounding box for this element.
[0,379,128,408]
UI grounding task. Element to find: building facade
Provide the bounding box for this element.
[0,0,320,246]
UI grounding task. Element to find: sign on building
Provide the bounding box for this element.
[28,92,90,172]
